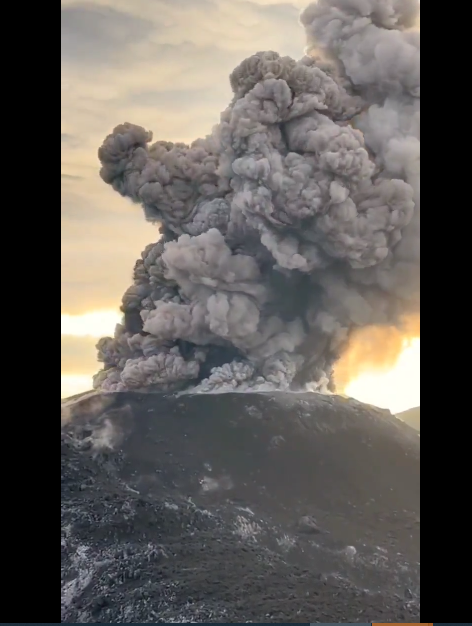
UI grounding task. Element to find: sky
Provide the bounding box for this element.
[61,0,420,412]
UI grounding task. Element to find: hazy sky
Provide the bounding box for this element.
[61,0,420,411]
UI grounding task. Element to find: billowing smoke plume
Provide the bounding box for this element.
[93,0,420,395]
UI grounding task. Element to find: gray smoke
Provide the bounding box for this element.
[93,0,420,394]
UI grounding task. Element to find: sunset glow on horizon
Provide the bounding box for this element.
[344,338,420,414]
[61,311,122,338]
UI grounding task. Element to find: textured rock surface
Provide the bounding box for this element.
[61,391,420,623]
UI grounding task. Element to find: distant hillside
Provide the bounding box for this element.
[397,406,420,431]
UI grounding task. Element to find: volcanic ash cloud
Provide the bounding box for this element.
[93,0,420,395]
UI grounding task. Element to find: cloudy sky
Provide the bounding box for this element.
[61,0,420,412]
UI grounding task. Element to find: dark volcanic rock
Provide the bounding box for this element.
[61,391,420,623]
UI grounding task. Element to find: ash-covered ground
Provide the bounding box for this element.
[61,391,420,623]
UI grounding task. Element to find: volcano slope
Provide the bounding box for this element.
[61,391,420,623]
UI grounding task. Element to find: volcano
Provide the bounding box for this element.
[61,390,420,623]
